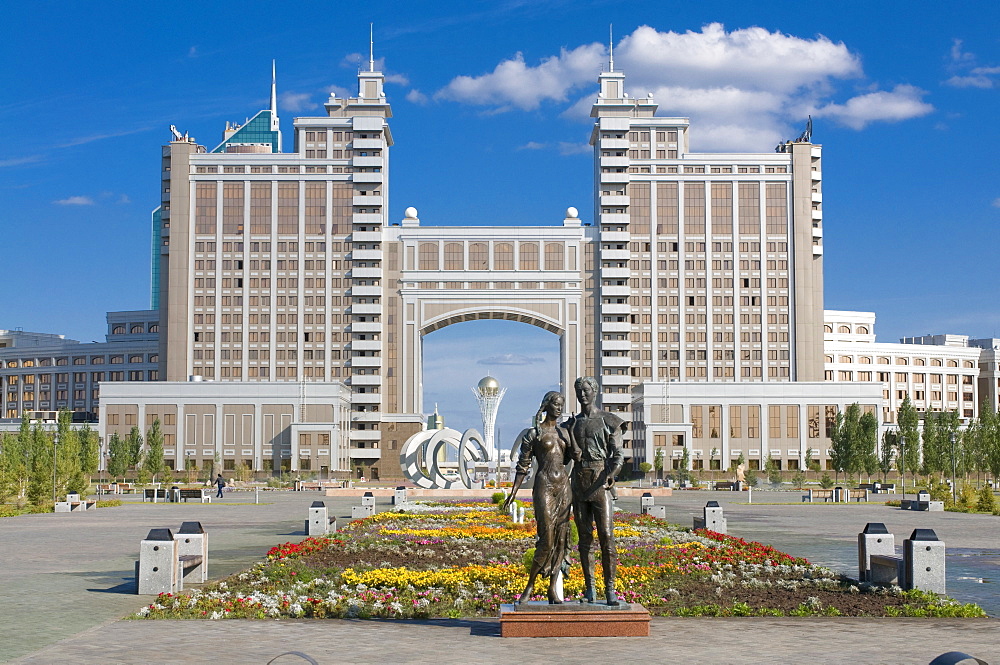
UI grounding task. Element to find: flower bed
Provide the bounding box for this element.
[134,502,986,620]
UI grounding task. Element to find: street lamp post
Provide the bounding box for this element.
[950,431,958,505]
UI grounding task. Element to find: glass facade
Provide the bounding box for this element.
[211,110,280,153]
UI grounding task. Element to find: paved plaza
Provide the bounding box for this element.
[2,489,997,664]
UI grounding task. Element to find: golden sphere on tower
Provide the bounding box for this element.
[477,376,501,396]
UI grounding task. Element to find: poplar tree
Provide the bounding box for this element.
[107,432,128,482]
[144,419,165,483]
[897,396,920,489]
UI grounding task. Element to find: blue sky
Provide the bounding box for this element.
[2,1,998,438]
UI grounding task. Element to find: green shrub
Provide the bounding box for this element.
[976,485,997,513]
[491,491,506,505]
[743,468,758,487]
[522,547,535,573]
[819,473,834,489]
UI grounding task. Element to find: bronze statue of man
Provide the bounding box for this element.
[567,376,625,605]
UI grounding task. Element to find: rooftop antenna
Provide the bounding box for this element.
[609,24,614,72]
[369,23,375,72]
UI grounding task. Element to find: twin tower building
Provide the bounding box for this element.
[100,54,883,481]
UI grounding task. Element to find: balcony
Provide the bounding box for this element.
[600,156,630,168]
[352,195,383,206]
[348,447,382,459]
[351,171,384,183]
[352,213,384,224]
[350,411,383,422]
[349,284,382,297]
[601,354,631,367]
[348,338,383,352]
[600,195,630,207]
[600,248,630,261]
[348,267,382,279]
[349,374,383,386]
[348,321,383,333]
[350,231,383,243]
[599,213,630,224]
[351,156,383,168]
[601,285,631,297]
[811,209,822,220]
[811,192,822,203]
[600,321,632,333]
[350,392,383,405]
[600,231,631,243]
[350,303,383,316]
[599,138,629,150]
[601,303,631,315]
[352,138,384,150]
[349,354,382,367]
[599,172,630,183]
[600,267,631,279]
[348,429,381,441]
[350,249,383,261]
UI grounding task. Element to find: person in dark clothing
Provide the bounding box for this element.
[215,474,226,498]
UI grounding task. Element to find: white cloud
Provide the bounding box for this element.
[117,194,131,204]
[385,73,409,86]
[54,196,94,206]
[943,40,999,89]
[812,84,933,129]
[517,141,547,150]
[327,85,351,99]
[279,91,318,112]
[992,198,1000,209]
[406,89,429,105]
[478,353,544,366]
[0,155,43,168]
[557,142,590,156]
[435,43,605,110]
[188,46,198,58]
[439,23,933,151]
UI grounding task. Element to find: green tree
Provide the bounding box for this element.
[765,454,782,486]
[77,424,100,478]
[56,410,87,496]
[878,430,897,484]
[921,411,942,480]
[126,426,144,477]
[26,423,54,506]
[975,402,1000,483]
[829,408,848,484]
[107,432,128,482]
[0,417,31,505]
[858,411,879,481]
[897,396,920,490]
[678,447,691,484]
[144,419,165,483]
[804,446,819,473]
[653,447,665,479]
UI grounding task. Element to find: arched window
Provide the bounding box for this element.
[112,325,126,335]
[130,325,144,334]
[519,242,539,270]
[443,242,464,270]
[495,243,514,271]
[149,324,159,333]
[896,357,909,365]
[857,326,869,334]
[469,243,488,270]
[824,355,834,363]
[838,325,851,334]
[824,325,833,333]
[418,242,439,270]
[859,356,872,364]
[544,243,565,270]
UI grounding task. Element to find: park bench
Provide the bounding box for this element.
[116,482,135,494]
[714,481,739,491]
[801,488,835,502]
[846,488,870,502]
[96,484,115,496]
[307,501,337,536]
[858,524,946,594]
[868,553,904,586]
[178,488,212,503]
[142,488,168,502]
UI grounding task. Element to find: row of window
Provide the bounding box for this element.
[825,354,974,368]
[4,355,157,370]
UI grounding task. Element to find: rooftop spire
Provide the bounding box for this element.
[270,60,277,115]
[369,23,375,72]
[609,24,614,72]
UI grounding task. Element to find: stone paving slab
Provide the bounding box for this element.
[10,617,999,664]
[3,489,998,663]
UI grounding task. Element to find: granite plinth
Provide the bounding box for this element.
[499,601,650,637]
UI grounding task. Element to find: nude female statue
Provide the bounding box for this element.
[503,391,573,604]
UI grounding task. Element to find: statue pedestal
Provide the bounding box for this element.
[498,601,650,637]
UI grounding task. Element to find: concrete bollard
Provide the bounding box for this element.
[393,486,407,505]
[858,523,895,583]
[351,505,375,519]
[137,528,178,595]
[646,505,667,519]
[904,528,946,594]
[175,521,208,583]
[640,492,655,514]
[702,501,727,534]
[307,501,331,536]
[361,491,376,507]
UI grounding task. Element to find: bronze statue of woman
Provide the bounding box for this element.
[503,390,573,604]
